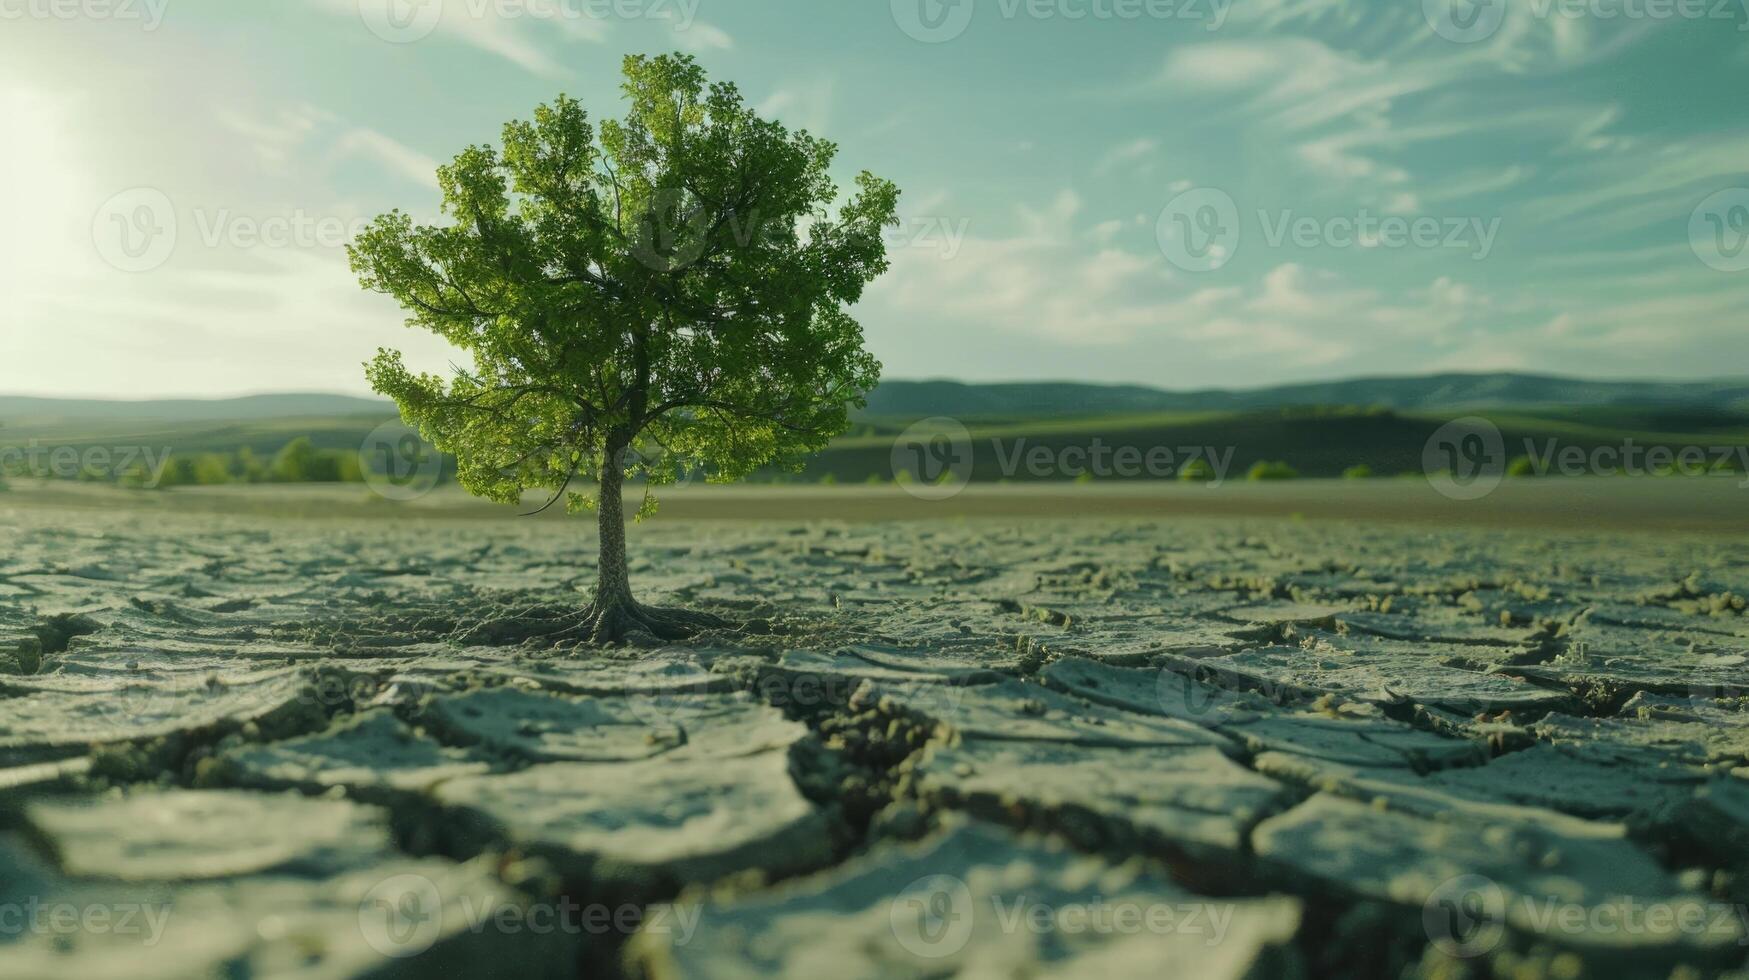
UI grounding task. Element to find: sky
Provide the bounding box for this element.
[1,0,1746,399]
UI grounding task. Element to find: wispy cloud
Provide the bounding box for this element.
[757,78,836,134]
[672,20,733,51]
[314,0,608,78]
[217,103,334,173]
[331,129,441,189]
[869,189,1494,369]
[1094,138,1160,177]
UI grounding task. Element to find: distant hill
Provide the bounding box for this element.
[5,376,1749,487]
[860,373,1749,419]
[5,373,1749,438]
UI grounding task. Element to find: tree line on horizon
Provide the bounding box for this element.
[0,437,383,489]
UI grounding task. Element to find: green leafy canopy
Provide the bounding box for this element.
[349,53,899,518]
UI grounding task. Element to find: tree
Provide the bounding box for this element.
[192,453,235,485]
[349,54,898,644]
[1246,460,1299,481]
[272,437,341,483]
[235,447,268,484]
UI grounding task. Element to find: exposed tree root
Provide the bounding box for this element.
[445,595,732,648]
[572,597,731,647]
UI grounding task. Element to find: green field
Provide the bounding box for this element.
[6,402,1749,488]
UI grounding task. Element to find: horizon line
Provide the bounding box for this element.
[3,368,1749,405]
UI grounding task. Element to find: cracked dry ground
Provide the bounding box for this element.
[3,502,1749,979]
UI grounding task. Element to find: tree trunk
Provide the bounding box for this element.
[576,442,728,645]
[595,445,633,609]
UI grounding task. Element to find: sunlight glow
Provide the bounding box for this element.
[0,84,88,280]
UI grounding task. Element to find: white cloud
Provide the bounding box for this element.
[1519,132,1749,232]
[1421,165,1531,204]
[0,67,460,397]
[865,190,1503,371]
[1094,138,1160,177]
[331,129,442,189]
[312,0,604,78]
[217,103,334,173]
[673,21,734,51]
[757,78,836,134]
[1152,40,1297,90]
[4,246,460,398]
